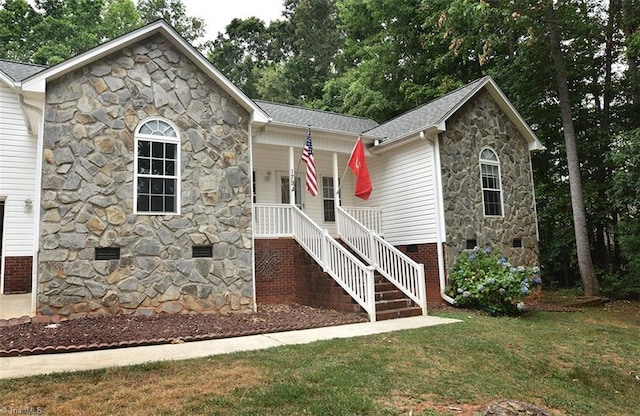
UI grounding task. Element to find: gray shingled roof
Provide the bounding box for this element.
[255,100,379,135]
[0,60,47,82]
[366,76,488,140]
[255,77,489,142]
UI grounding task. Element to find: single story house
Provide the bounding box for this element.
[0,20,544,322]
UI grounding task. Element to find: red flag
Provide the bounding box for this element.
[301,129,318,197]
[347,136,372,200]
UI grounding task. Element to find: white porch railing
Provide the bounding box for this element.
[253,204,377,321]
[253,204,293,237]
[341,206,383,235]
[336,206,427,315]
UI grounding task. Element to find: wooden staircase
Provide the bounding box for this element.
[374,273,423,321]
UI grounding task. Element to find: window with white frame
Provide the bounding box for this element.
[322,176,335,222]
[135,119,180,214]
[479,148,503,216]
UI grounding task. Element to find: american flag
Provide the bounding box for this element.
[301,129,318,197]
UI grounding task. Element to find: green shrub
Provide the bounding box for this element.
[446,246,542,315]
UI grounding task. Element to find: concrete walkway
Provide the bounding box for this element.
[0,315,461,379]
[0,294,32,320]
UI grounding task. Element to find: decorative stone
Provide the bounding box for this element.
[37,33,253,319]
[483,400,550,416]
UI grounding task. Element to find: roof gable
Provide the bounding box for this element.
[20,20,269,123]
[369,76,544,152]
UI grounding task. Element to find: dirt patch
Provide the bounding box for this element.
[0,303,368,357]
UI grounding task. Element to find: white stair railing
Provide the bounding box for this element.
[337,206,427,315]
[253,204,377,321]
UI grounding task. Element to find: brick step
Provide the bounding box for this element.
[375,289,406,301]
[375,298,414,311]
[376,306,423,321]
[374,281,395,291]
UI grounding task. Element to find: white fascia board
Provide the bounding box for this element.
[369,125,442,154]
[0,72,17,88]
[261,121,373,142]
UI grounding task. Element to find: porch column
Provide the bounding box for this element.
[332,152,340,231]
[289,146,296,206]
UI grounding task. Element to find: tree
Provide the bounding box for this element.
[30,0,105,65]
[136,0,205,44]
[545,1,599,296]
[102,0,141,40]
[0,0,42,62]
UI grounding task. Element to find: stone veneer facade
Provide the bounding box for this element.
[440,90,539,272]
[37,34,254,318]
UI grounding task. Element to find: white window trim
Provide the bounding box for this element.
[479,147,504,217]
[321,175,336,223]
[133,118,181,215]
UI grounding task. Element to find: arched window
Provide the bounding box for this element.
[134,119,180,214]
[479,148,503,216]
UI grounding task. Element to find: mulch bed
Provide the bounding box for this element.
[0,301,584,358]
[0,304,368,357]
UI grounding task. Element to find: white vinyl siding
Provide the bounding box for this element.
[364,140,438,246]
[252,143,357,235]
[0,85,37,257]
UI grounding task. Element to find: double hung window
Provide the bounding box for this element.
[479,148,503,216]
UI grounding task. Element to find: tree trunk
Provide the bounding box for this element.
[546,6,600,296]
[622,0,640,128]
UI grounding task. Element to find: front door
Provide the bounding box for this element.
[279,174,303,209]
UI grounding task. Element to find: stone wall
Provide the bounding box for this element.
[37,34,254,319]
[440,90,539,272]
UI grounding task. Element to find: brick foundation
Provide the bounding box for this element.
[396,243,447,305]
[3,256,33,294]
[255,238,450,310]
[254,239,362,313]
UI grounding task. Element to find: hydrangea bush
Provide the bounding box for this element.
[446,246,542,316]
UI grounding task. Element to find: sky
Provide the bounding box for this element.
[181,0,285,40]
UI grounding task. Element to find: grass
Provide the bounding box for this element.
[1,296,639,415]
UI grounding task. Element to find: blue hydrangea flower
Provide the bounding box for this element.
[521,286,529,295]
[469,254,476,260]
[485,247,493,254]
[463,291,471,297]
[533,276,542,284]
[487,278,495,284]
[477,284,484,291]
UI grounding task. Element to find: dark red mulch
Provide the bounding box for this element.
[0,304,368,357]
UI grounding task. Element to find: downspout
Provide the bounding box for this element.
[248,122,257,312]
[432,133,456,305]
[18,92,45,315]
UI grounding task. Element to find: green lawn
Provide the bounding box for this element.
[1,299,639,415]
